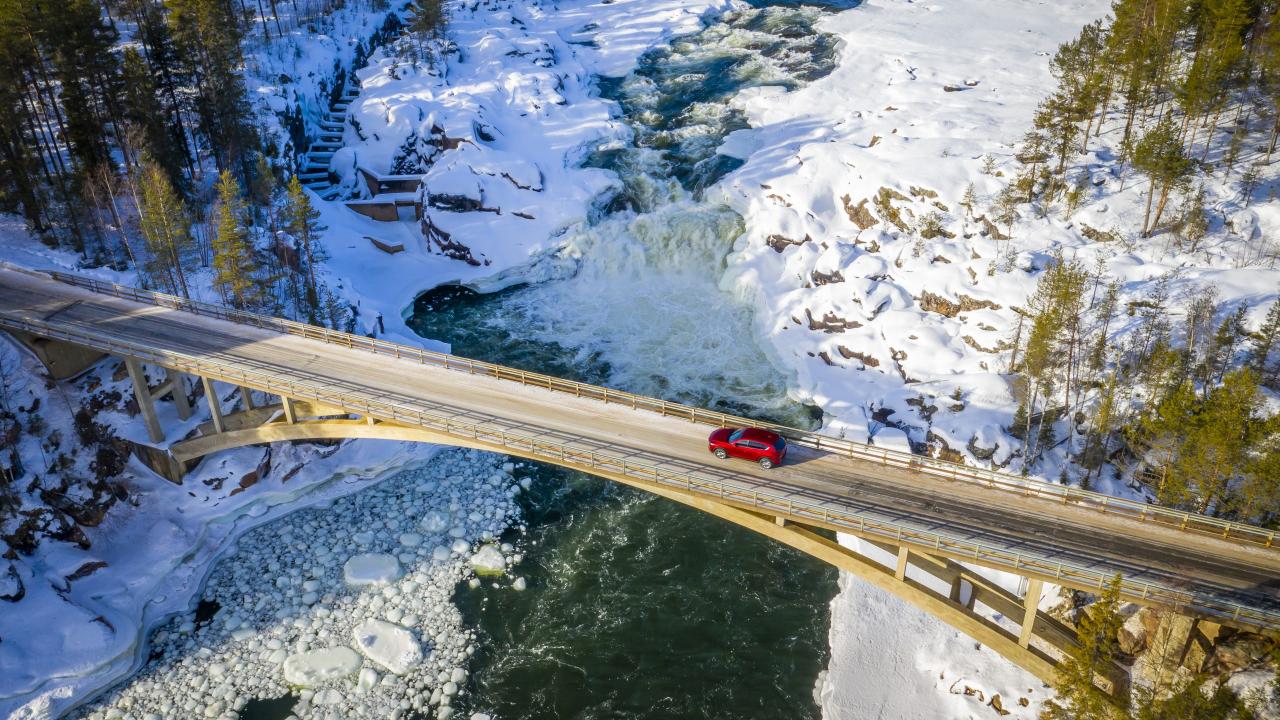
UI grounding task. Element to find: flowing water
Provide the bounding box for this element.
[408,4,849,718]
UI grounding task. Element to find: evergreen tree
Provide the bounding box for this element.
[167,0,258,174]
[1133,118,1193,237]
[121,48,185,192]
[1045,575,1125,720]
[1249,298,1280,384]
[284,176,326,320]
[136,160,194,298]
[211,170,264,309]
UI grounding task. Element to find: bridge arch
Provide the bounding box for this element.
[168,403,1112,691]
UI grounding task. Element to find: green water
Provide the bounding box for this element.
[456,465,836,719]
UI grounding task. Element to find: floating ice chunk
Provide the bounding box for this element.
[356,667,380,693]
[450,539,470,554]
[420,510,451,534]
[470,545,505,576]
[512,577,527,591]
[519,478,532,490]
[448,525,467,539]
[352,619,423,675]
[400,532,423,547]
[282,647,362,687]
[343,553,402,586]
[315,688,344,705]
[432,545,451,562]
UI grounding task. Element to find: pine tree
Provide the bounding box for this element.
[1045,575,1126,720]
[409,0,447,45]
[212,170,264,309]
[1249,298,1280,384]
[121,48,185,192]
[167,0,258,174]
[136,160,194,298]
[1133,118,1193,237]
[284,176,326,320]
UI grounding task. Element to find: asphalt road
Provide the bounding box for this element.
[2,266,1278,626]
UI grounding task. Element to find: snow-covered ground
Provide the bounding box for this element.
[0,2,750,717]
[708,0,1280,716]
[308,0,737,346]
[5,0,1279,716]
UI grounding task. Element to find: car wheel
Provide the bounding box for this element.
[714,448,728,459]
[758,457,774,470]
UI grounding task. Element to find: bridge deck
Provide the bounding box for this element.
[1,266,1278,630]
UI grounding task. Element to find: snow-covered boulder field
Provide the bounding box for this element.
[67,451,532,720]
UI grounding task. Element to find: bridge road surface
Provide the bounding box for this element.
[2,266,1279,624]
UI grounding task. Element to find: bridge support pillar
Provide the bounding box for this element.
[239,386,255,411]
[282,396,297,424]
[202,377,225,434]
[167,371,192,421]
[775,516,787,527]
[894,545,909,580]
[125,357,164,443]
[1019,578,1043,648]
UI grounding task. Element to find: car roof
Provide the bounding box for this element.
[739,427,781,442]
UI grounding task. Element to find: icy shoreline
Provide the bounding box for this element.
[2,438,441,720]
[69,451,530,720]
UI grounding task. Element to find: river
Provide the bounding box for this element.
[408,3,847,717]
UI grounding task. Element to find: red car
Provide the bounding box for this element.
[708,427,787,469]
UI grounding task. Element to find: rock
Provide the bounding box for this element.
[1212,634,1273,673]
[343,553,402,586]
[282,647,362,687]
[1,562,25,602]
[470,545,505,576]
[353,619,424,675]
[1118,610,1149,655]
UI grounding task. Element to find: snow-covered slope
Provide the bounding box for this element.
[707,0,1279,717]
[311,0,736,345]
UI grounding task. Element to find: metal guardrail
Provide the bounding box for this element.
[43,270,1280,552]
[1,306,1276,633]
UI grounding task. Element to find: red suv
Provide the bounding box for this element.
[708,427,787,469]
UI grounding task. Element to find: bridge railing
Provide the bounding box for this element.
[45,271,1279,551]
[2,305,1277,634]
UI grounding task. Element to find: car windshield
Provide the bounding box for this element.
[728,429,745,442]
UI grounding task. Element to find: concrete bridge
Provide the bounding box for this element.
[2,264,1278,695]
